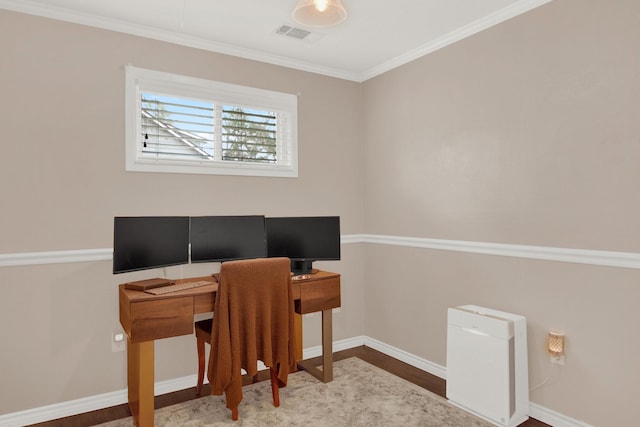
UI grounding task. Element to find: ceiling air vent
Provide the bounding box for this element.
[276,25,312,40]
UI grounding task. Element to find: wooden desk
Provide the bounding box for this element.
[119,271,340,426]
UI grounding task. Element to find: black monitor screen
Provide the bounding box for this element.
[113,216,190,274]
[190,215,267,263]
[266,216,340,274]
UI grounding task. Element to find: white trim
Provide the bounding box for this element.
[351,234,640,270]
[0,235,358,267]
[0,339,365,426]
[340,233,368,245]
[367,338,591,427]
[0,0,360,82]
[0,374,198,427]
[364,336,448,379]
[0,388,127,427]
[125,65,298,178]
[2,234,640,270]
[529,402,594,427]
[360,0,554,81]
[303,335,366,359]
[0,336,589,427]
[0,0,552,82]
[0,248,112,267]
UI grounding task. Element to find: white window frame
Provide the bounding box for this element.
[125,66,298,177]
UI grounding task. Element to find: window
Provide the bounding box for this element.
[125,66,298,177]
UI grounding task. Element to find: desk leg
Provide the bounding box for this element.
[320,308,333,382]
[294,312,303,361]
[297,308,333,383]
[128,339,154,427]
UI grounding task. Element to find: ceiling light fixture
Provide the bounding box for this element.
[292,0,347,28]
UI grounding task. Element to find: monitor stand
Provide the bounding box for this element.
[290,260,318,276]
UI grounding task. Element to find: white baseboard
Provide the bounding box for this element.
[364,338,592,427]
[0,388,126,427]
[304,335,366,359]
[363,336,448,379]
[528,403,593,427]
[0,374,201,427]
[0,336,591,427]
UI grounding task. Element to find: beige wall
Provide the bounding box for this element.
[2,1,639,425]
[362,1,640,426]
[0,10,365,415]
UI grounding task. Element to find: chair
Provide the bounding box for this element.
[194,257,296,421]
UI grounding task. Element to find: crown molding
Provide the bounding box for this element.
[1,0,553,83]
[0,0,361,82]
[360,0,554,81]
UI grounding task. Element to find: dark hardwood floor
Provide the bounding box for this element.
[29,346,549,427]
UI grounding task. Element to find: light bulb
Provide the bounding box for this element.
[314,0,328,12]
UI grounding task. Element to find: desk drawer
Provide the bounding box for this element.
[194,293,215,314]
[128,297,194,342]
[296,276,341,314]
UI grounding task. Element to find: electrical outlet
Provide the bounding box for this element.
[112,331,126,352]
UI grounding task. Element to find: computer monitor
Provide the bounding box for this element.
[265,216,341,275]
[113,216,190,274]
[190,215,267,263]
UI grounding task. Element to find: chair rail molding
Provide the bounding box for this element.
[2,234,640,270]
[0,248,112,267]
[358,234,640,270]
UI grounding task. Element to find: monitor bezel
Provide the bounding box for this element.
[189,215,267,263]
[112,216,190,274]
[265,216,341,274]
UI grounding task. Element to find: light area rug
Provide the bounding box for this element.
[98,357,492,426]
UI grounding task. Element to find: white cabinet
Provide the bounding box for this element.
[446,305,529,427]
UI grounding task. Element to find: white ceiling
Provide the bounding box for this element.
[1,0,551,82]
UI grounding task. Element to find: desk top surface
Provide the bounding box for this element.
[119,276,218,302]
[119,270,340,303]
